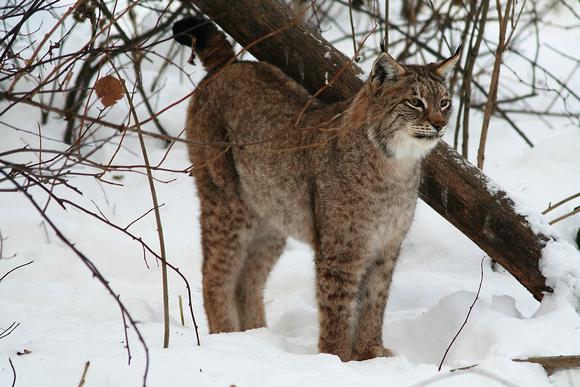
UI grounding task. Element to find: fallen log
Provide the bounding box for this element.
[188,0,552,300]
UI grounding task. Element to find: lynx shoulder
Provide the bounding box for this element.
[174,17,460,362]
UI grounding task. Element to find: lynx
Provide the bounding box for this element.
[173,17,460,361]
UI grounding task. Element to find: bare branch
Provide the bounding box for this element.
[0,260,33,283]
[438,256,486,371]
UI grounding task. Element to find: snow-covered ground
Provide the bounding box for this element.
[1,2,579,386]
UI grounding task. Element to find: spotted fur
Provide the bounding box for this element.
[175,17,460,361]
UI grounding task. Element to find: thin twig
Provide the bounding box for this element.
[542,192,580,215]
[438,256,486,371]
[451,354,580,376]
[348,0,358,60]
[0,260,33,283]
[9,358,16,387]
[179,295,185,327]
[413,366,519,387]
[383,0,389,49]
[0,322,20,340]
[77,361,90,387]
[460,0,489,159]
[549,207,580,226]
[477,0,515,169]
[109,62,171,349]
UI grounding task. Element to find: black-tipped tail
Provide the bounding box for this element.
[172,17,236,71]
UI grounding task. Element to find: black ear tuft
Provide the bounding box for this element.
[379,34,388,53]
[172,17,212,51]
[433,46,462,79]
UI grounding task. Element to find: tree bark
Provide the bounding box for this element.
[189,0,552,300]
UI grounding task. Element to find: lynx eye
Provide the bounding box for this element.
[441,98,450,109]
[406,98,424,110]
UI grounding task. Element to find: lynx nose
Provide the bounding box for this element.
[428,113,446,132]
[431,121,445,132]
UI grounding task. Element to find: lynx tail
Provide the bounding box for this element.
[173,17,236,72]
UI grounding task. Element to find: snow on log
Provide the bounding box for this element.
[190,0,557,301]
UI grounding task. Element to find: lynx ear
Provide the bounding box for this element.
[370,52,406,88]
[433,45,462,79]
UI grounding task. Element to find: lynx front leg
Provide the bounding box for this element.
[315,248,366,362]
[352,252,399,360]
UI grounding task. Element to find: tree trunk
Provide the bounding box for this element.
[189,0,552,300]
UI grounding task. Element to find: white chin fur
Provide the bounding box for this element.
[388,131,438,160]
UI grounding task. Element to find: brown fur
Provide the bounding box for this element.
[175,18,459,361]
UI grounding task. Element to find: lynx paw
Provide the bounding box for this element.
[353,346,395,361]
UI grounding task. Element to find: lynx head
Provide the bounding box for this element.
[363,48,461,160]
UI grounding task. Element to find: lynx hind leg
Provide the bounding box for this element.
[188,90,250,333]
[197,166,253,334]
[236,222,286,331]
[353,253,399,360]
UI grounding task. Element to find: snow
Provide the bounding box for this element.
[511,193,559,238]
[1,2,579,387]
[540,240,580,307]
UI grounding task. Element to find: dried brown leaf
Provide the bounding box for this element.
[94,75,124,107]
